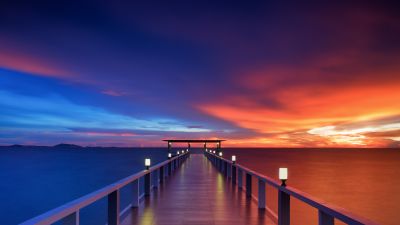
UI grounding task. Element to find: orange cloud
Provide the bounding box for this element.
[0,47,71,78]
[198,70,400,147]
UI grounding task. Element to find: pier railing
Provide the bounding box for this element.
[20,152,190,225]
[205,151,379,225]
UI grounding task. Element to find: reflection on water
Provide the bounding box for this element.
[223,148,400,225]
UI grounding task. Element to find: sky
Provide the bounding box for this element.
[1,1,400,147]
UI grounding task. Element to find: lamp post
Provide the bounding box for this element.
[278,168,290,225]
[144,159,151,196]
[232,155,237,184]
[145,158,151,170]
[279,168,288,186]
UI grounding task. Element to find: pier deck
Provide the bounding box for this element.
[121,154,274,225]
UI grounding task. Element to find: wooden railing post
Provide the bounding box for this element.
[108,190,120,225]
[258,179,266,208]
[153,170,159,188]
[278,189,290,225]
[132,179,139,207]
[246,173,252,197]
[145,172,151,196]
[160,166,164,183]
[232,165,237,184]
[168,162,172,175]
[224,162,228,177]
[227,163,231,178]
[238,169,243,189]
[60,211,79,225]
[318,210,334,225]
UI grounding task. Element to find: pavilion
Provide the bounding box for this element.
[162,139,225,153]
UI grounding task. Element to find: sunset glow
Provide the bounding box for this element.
[1,1,399,147]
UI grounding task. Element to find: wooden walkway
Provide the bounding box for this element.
[121,154,275,225]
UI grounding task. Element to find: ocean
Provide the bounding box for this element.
[0,147,398,225]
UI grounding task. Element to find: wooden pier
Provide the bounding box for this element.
[21,143,380,225]
[121,154,274,225]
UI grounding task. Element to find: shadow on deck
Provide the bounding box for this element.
[121,154,275,225]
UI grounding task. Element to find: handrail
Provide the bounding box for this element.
[205,151,380,225]
[20,152,189,225]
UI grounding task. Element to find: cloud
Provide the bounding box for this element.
[101,90,126,97]
[0,51,71,78]
[0,89,213,145]
[307,118,400,146]
[1,1,400,147]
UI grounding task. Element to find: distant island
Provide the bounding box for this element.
[1,143,84,149]
[53,143,83,149]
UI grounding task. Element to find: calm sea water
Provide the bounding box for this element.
[0,147,168,225]
[0,147,398,225]
[223,148,400,225]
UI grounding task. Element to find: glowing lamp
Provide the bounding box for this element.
[219,152,222,156]
[177,151,179,155]
[232,155,236,164]
[279,168,288,186]
[168,153,172,159]
[145,158,151,170]
[213,150,216,154]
